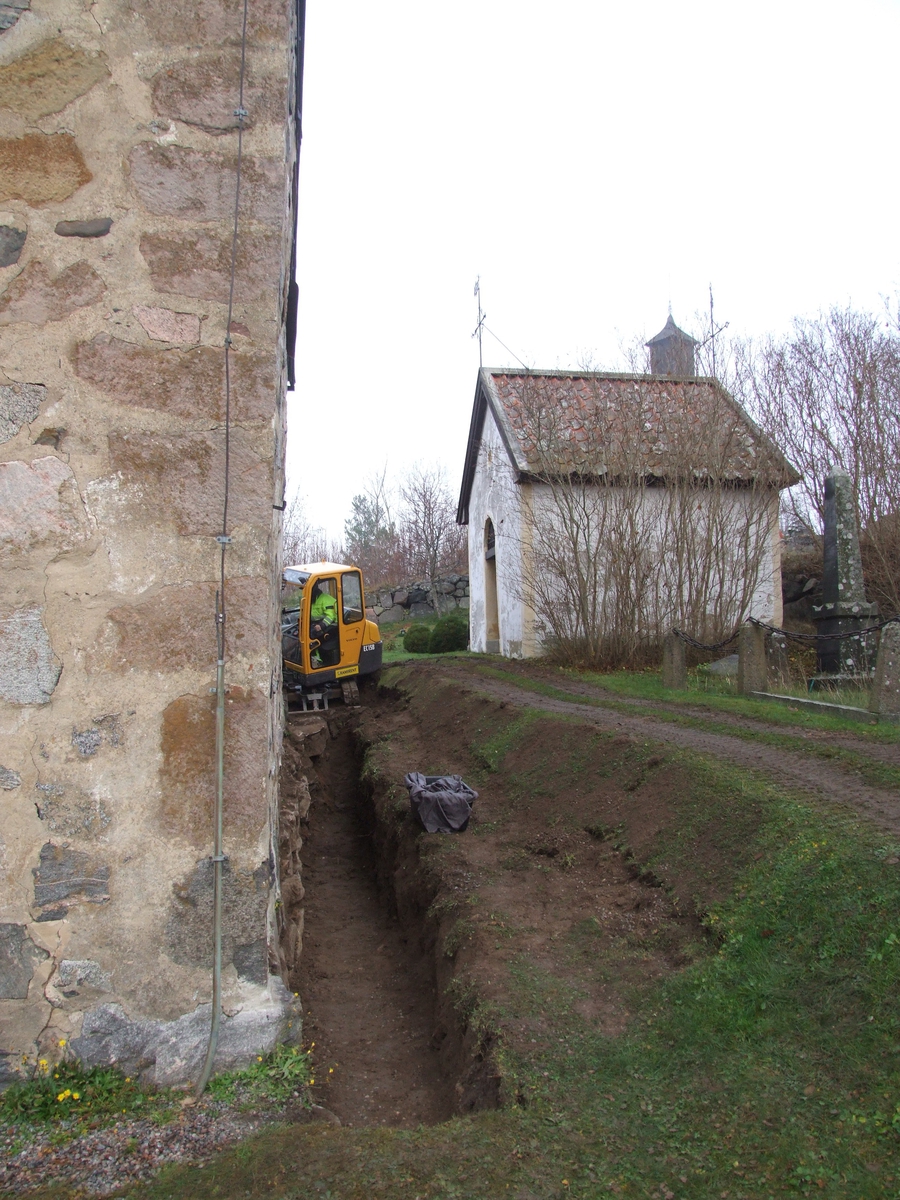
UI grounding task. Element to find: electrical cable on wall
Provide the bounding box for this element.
[196,0,250,1097]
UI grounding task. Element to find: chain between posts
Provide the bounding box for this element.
[672,615,900,652]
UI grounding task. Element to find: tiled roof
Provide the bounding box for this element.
[457,368,799,524]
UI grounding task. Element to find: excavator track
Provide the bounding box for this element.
[340,679,361,707]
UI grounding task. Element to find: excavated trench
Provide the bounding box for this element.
[279,704,459,1128]
[278,670,713,1130]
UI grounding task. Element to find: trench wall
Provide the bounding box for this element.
[0,0,298,1083]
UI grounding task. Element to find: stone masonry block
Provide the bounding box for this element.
[0,456,90,560]
[166,858,269,973]
[0,225,27,267]
[32,843,110,916]
[0,38,109,120]
[74,334,274,423]
[140,229,280,303]
[55,219,112,238]
[71,981,300,1085]
[129,0,289,49]
[150,53,281,134]
[158,688,269,841]
[0,260,106,326]
[0,382,45,444]
[106,429,271,537]
[0,608,61,704]
[0,924,48,999]
[132,305,200,344]
[94,576,268,673]
[129,143,282,225]
[0,134,92,206]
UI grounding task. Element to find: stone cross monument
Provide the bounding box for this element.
[812,471,879,676]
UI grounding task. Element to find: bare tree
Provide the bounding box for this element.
[343,466,403,586]
[733,306,900,611]
[398,463,466,585]
[283,492,342,566]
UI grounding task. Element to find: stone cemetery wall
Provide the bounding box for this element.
[0,0,298,1082]
[369,576,470,624]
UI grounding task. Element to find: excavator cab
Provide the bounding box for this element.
[281,562,383,706]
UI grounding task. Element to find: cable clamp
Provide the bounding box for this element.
[224,334,233,347]
[216,535,232,544]
[234,107,248,121]
[210,854,228,863]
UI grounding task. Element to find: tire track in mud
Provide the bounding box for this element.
[440,668,900,837]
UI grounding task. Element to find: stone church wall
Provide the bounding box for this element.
[0,0,297,1083]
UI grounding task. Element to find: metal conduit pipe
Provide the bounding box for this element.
[196,0,249,1094]
[197,598,227,1095]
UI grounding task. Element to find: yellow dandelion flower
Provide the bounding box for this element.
[72,1092,80,1100]
[125,1077,131,1083]
[257,1056,263,1062]
[38,1059,48,1070]
[58,1039,67,1048]
[309,1079,314,1085]
[57,1093,66,1101]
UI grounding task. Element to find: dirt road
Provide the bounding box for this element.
[436,663,900,837]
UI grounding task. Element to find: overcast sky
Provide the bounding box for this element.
[287,0,900,542]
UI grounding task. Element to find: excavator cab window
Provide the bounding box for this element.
[342,572,363,624]
[309,578,340,669]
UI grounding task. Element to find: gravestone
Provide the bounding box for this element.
[812,471,878,678]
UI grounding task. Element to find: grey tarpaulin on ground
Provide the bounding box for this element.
[404,773,478,833]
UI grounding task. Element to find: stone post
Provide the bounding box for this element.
[766,632,791,691]
[871,622,900,718]
[738,622,768,695]
[662,631,687,689]
[812,471,879,676]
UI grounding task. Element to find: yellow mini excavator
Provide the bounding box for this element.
[281,562,383,707]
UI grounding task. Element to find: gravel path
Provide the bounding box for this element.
[445,668,900,837]
[0,1101,275,1197]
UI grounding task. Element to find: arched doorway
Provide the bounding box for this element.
[484,518,500,654]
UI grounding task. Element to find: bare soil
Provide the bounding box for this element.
[296,722,454,1128]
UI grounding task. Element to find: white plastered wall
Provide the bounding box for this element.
[465,406,534,657]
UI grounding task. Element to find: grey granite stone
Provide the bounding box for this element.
[0,381,45,444]
[32,842,110,912]
[0,608,60,704]
[0,923,48,999]
[0,224,26,266]
[0,765,21,789]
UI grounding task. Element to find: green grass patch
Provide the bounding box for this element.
[205,1042,314,1108]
